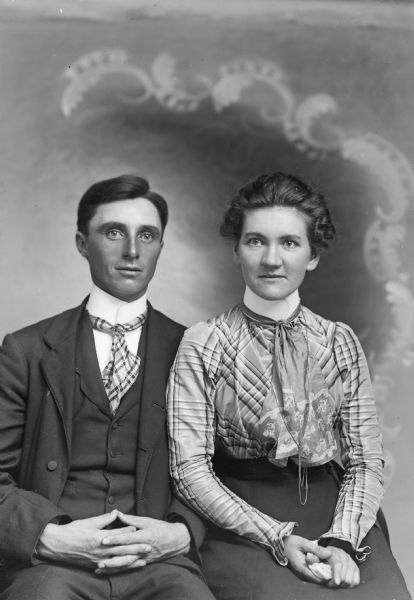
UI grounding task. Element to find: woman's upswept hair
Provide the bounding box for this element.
[220,172,335,254]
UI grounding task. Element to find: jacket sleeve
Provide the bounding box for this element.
[0,333,69,565]
[166,495,207,564]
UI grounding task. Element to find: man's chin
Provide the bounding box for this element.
[99,285,147,303]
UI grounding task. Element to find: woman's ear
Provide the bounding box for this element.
[233,242,240,265]
[306,253,320,272]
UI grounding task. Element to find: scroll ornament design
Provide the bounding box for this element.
[61,50,414,485]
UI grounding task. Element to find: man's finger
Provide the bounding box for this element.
[102,530,151,546]
[116,513,155,528]
[103,543,152,556]
[95,558,146,575]
[100,526,137,541]
[97,555,144,570]
[75,510,120,529]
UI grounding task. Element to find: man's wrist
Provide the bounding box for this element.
[172,521,191,555]
[36,522,62,560]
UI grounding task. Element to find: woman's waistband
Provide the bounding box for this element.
[213,454,340,482]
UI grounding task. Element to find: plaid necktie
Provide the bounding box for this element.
[89,312,147,414]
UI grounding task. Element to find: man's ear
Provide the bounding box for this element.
[75,231,88,259]
[306,253,320,272]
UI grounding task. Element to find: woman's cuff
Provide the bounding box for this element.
[318,536,354,555]
[318,536,371,563]
[271,521,297,566]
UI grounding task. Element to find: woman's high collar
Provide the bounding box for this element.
[243,287,300,322]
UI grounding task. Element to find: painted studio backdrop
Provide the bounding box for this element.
[0,1,413,593]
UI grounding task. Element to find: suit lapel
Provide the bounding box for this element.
[76,310,112,416]
[136,304,172,498]
[40,299,88,454]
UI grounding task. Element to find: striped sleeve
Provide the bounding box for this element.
[319,322,384,560]
[167,321,296,565]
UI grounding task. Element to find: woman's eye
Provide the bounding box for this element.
[284,239,298,249]
[247,238,263,247]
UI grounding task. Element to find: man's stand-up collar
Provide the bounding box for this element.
[86,285,147,373]
[86,285,147,324]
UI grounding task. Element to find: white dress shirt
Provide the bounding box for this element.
[86,285,147,374]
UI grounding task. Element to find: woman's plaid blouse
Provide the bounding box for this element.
[167,305,384,565]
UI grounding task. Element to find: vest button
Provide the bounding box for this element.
[47,460,58,471]
[108,496,115,504]
[109,450,116,458]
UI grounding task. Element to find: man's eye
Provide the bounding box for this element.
[138,231,155,242]
[107,229,123,239]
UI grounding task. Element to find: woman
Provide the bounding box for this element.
[167,173,411,599]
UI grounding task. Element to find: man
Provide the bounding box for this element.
[0,175,215,600]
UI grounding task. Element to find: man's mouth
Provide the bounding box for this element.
[117,266,142,273]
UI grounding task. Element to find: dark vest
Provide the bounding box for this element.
[58,311,146,520]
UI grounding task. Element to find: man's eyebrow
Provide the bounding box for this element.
[140,225,161,234]
[99,221,127,231]
[98,222,161,234]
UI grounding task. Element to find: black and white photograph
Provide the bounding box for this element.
[0,1,413,598]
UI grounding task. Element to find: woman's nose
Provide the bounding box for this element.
[261,244,282,266]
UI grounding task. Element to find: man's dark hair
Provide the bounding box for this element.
[77,174,169,235]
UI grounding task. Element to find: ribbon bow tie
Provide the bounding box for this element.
[241,304,338,475]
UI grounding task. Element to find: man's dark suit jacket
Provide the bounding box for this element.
[0,299,204,569]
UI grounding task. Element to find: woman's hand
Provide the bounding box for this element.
[284,536,360,588]
[324,546,360,588]
[283,535,331,583]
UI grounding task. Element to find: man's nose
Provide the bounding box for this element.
[123,235,140,258]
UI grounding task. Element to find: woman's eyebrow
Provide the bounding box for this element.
[242,231,266,237]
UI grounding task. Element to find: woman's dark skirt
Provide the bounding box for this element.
[201,457,411,600]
